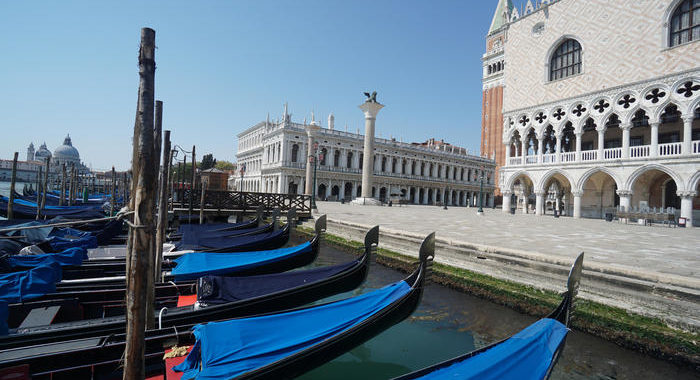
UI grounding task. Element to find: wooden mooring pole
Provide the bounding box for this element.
[35,166,42,219]
[199,178,207,224]
[155,130,171,280]
[40,157,50,218]
[59,164,66,206]
[7,152,18,220]
[188,146,196,217]
[123,27,157,380]
[110,167,116,216]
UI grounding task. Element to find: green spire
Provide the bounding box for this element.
[488,0,514,35]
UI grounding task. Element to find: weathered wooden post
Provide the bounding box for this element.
[199,177,207,224]
[122,172,128,207]
[39,157,50,219]
[59,164,66,206]
[110,167,116,215]
[124,27,157,380]
[35,166,42,219]
[155,130,171,280]
[68,164,75,206]
[145,100,163,326]
[7,153,18,219]
[188,146,196,218]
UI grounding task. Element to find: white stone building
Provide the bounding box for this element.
[236,105,496,206]
[490,0,700,226]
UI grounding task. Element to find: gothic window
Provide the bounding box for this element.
[346,152,353,168]
[549,39,582,81]
[669,0,699,46]
[291,144,299,163]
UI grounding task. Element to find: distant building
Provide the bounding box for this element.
[1,134,91,182]
[200,168,229,191]
[485,0,700,226]
[236,105,496,206]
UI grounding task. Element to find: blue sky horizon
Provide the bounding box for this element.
[0,1,522,171]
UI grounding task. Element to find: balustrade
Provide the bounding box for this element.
[692,140,699,154]
[603,147,622,160]
[629,145,650,158]
[580,150,597,161]
[658,142,682,157]
[541,153,556,163]
[508,157,522,166]
[560,152,576,163]
[525,156,538,164]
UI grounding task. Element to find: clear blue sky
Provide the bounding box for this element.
[0,0,514,171]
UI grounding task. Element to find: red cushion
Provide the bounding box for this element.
[176,295,197,307]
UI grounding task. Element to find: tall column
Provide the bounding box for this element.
[682,117,693,155]
[521,191,528,214]
[622,123,631,159]
[555,134,562,163]
[597,128,605,160]
[678,191,696,227]
[353,99,384,205]
[304,124,319,195]
[521,139,528,162]
[537,137,544,164]
[575,132,582,162]
[504,142,511,165]
[535,191,545,216]
[650,122,659,157]
[502,190,511,212]
[572,190,583,219]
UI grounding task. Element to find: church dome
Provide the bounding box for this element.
[54,135,80,161]
[35,142,52,159]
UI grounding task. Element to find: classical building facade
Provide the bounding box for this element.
[236,105,496,206]
[488,0,700,226]
[1,135,90,183]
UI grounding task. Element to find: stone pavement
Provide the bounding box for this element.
[316,201,700,282]
[312,201,700,329]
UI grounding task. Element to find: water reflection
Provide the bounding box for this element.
[297,239,697,380]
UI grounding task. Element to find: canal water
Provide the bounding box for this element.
[294,236,697,380]
[0,182,30,198]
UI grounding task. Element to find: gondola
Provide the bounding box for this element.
[391,252,584,380]
[0,196,106,220]
[168,205,264,240]
[0,217,379,352]
[0,229,434,379]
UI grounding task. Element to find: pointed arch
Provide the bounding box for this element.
[623,164,684,192]
[504,170,535,192]
[576,167,622,192]
[537,169,575,193]
[686,170,700,193]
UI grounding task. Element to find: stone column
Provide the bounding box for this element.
[575,132,582,162]
[650,122,659,157]
[597,128,605,160]
[572,190,583,219]
[521,191,529,214]
[353,100,384,205]
[537,137,544,164]
[622,123,631,159]
[502,190,512,212]
[504,142,511,165]
[682,117,693,155]
[555,133,562,163]
[304,124,319,195]
[521,139,527,161]
[535,191,545,216]
[351,182,357,199]
[678,191,695,227]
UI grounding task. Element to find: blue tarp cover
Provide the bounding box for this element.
[414,318,568,380]
[172,242,312,281]
[197,259,358,305]
[47,235,98,251]
[174,281,411,380]
[0,301,7,335]
[174,226,285,252]
[7,247,87,268]
[0,262,62,303]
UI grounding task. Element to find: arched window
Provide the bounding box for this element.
[346,152,353,168]
[549,39,582,81]
[291,144,299,163]
[670,0,699,46]
[333,150,340,167]
[320,148,327,166]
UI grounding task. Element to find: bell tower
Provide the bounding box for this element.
[481,0,512,199]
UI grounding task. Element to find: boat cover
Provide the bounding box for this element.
[0,262,62,303]
[176,219,256,235]
[0,196,105,219]
[174,227,286,252]
[197,259,358,305]
[177,223,271,247]
[172,241,312,281]
[46,235,98,251]
[5,247,87,268]
[174,281,411,380]
[413,318,567,380]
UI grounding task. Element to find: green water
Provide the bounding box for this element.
[296,238,698,380]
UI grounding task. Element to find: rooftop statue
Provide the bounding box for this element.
[363,91,378,103]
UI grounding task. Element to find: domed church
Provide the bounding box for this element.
[53,135,81,168]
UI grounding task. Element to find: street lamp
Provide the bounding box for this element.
[477,165,485,215]
[310,142,322,210]
[239,163,246,192]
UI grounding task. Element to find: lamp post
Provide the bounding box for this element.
[239,163,246,192]
[310,142,321,210]
[477,165,485,215]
